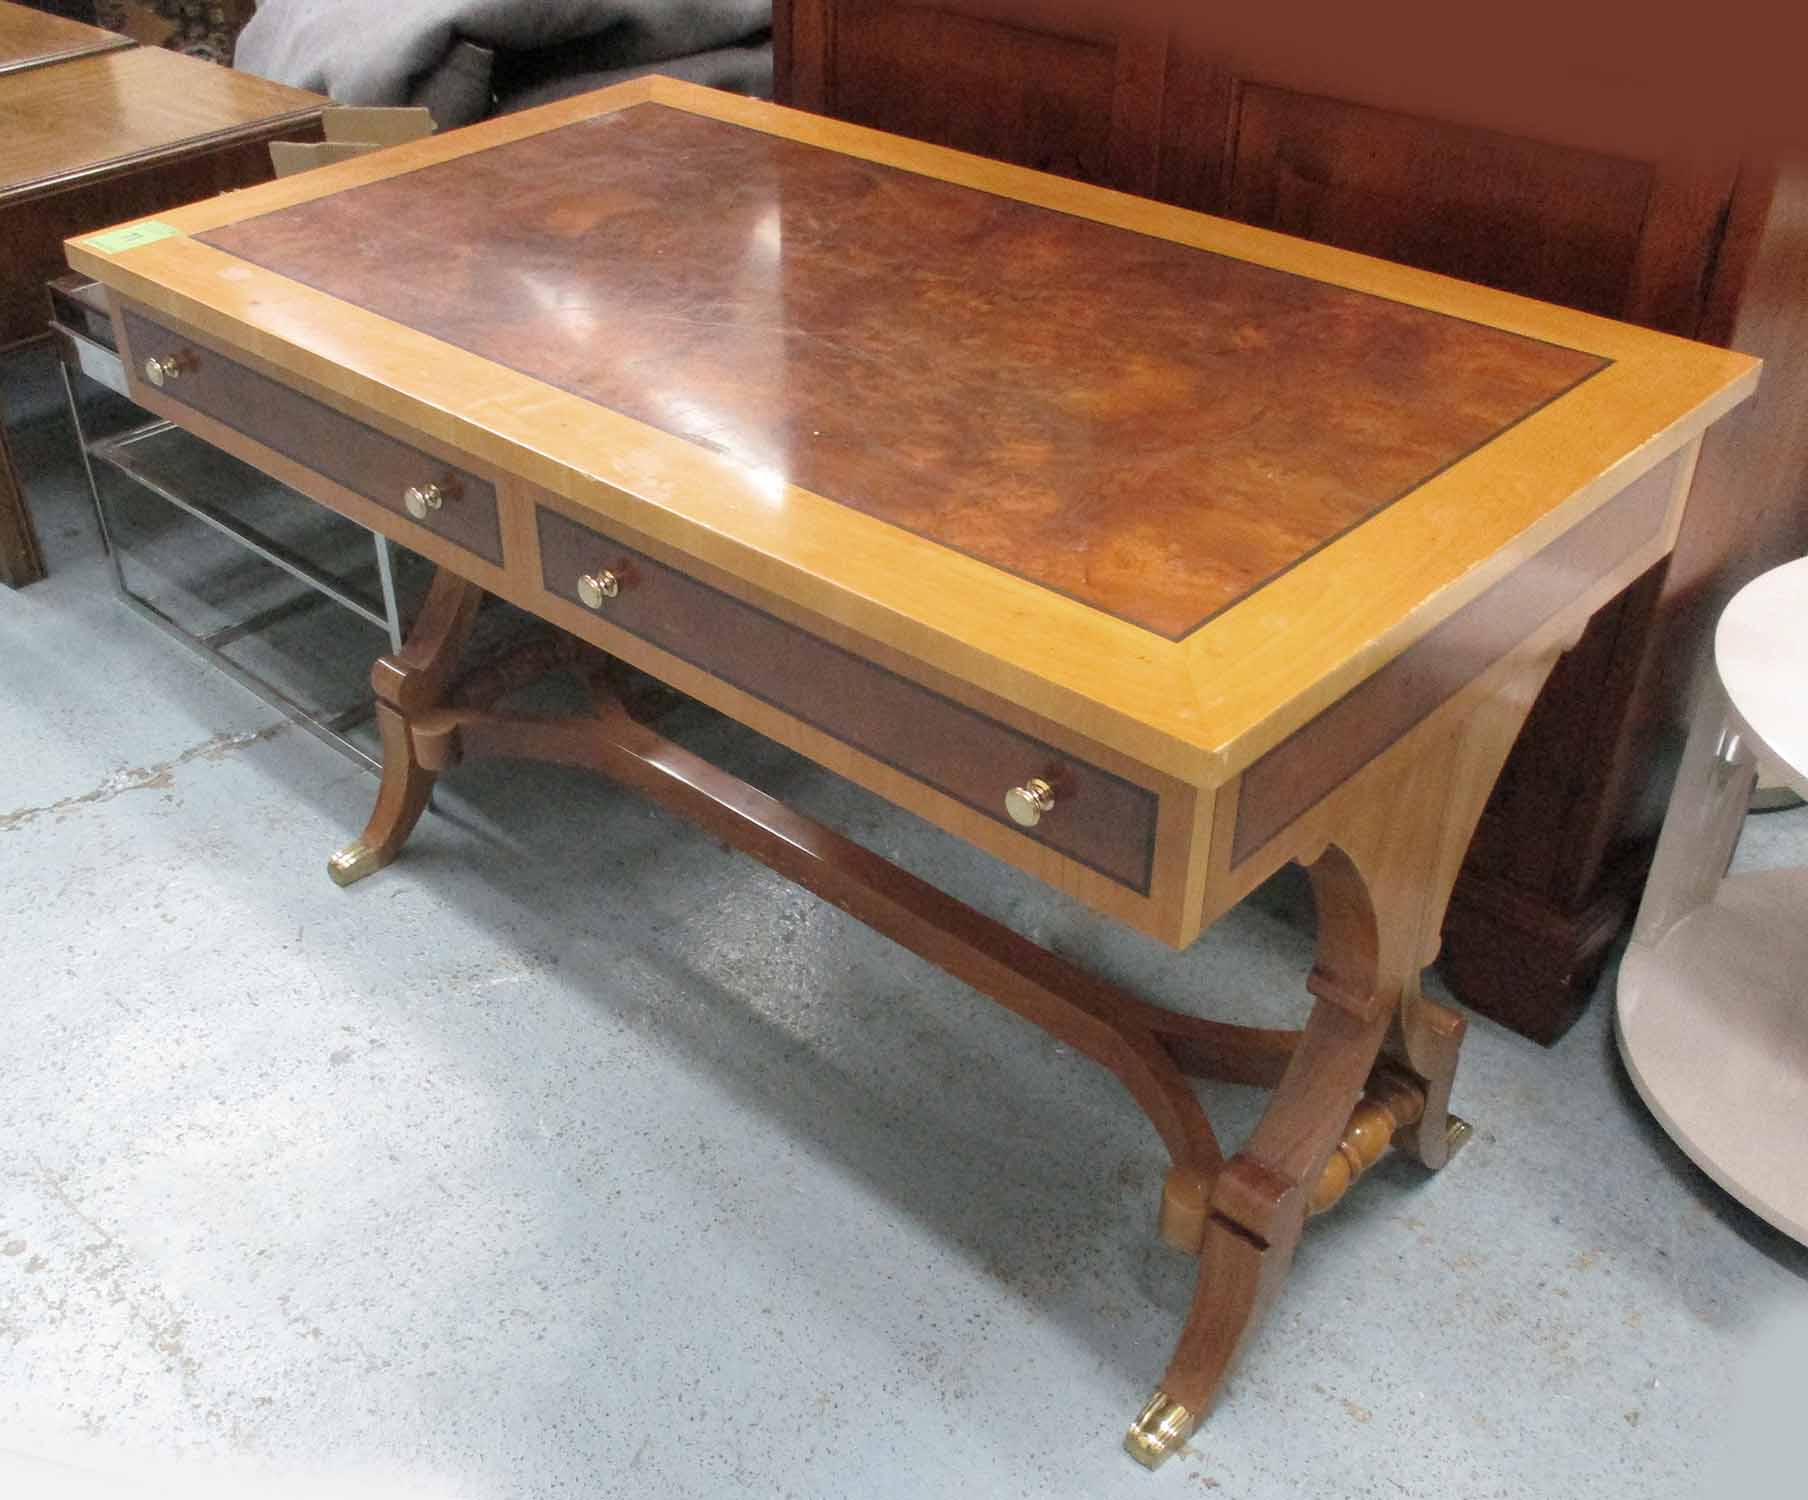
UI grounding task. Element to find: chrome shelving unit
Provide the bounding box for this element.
[50,276,409,772]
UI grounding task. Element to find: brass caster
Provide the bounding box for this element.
[1445,1115,1474,1158]
[327,840,387,887]
[1124,1389,1196,1469]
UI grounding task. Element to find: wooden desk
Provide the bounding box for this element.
[772,0,1808,1046]
[0,40,323,586]
[0,0,130,77]
[67,78,1757,1467]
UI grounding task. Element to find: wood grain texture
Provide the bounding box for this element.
[3,134,313,347]
[110,301,521,606]
[0,43,321,195]
[43,38,1770,1453]
[122,304,503,565]
[1226,86,1735,337]
[1198,441,1701,939]
[820,0,1124,187]
[772,4,1801,1041]
[1231,453,1682,865]
[2,43,320,347]
[198,102,1606,641]
[0,0,129,76]
[537,502,1161,892]
[106,284,1188,934]
[524,481,1202,943]
[67,79,1759,794]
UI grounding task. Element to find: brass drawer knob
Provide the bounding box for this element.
[1005,777,1057,828]
[577,570,621,609]
[403,482,451,520]
[142,352,191,387]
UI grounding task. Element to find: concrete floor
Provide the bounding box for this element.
[3,345,1805,1499]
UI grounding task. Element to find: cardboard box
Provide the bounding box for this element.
[269,107,435,177]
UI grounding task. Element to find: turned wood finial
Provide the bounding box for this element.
[1158,1165,1210,1253]
[1307,1071,1428,1216]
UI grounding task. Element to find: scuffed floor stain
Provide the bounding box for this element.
[0,724,284,833]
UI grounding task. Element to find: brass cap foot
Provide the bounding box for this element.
[327,840,385,887]
[1445,1116,1474,1158]
[1124,1390,1196,1469]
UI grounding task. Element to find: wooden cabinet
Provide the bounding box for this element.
[1221,87,1735,336]
[776,0,1808,1041]
[782,0,1185,196]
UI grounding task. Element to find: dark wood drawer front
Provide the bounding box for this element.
[121,306,502,565]
[538,506,1160,894]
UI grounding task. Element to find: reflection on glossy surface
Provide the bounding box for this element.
[202,105,1606,638]
[0,0,125,73]
[0,47,318,192]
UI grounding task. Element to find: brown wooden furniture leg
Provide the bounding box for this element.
[1127,737,1456,1464]
[333,629,1304,1259]
[1387,645,1570,1169]
[1127,642,1568,1465]
[0,391,47,589]
[410,672,1267,1234]
[326,567,482,885]
[335,614,1568,1469]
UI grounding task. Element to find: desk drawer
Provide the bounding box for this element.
[537,506,1160,893]
[120,306,502,566]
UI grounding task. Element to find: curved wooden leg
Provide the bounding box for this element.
[328,568,483,886]
[1384,645,1564,1168]
[1386,998,1472,1170]
[1129,841,1401,1466]
[1130,654,1579,1465]
[1129,686,1493,1461]
[328,703,442,884]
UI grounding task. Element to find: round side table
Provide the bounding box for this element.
[1617,557,1808,1244]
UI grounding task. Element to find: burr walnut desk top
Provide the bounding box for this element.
[66,77,1754,948]
[64,76,1758,1467]
[0,0,129,77]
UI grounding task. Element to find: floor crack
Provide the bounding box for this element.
[0,722,287,834]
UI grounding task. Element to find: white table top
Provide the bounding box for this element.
[1717,556,1808,796]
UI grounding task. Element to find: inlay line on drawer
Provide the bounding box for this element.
[537,505,1161,894]
[120,305,503,566]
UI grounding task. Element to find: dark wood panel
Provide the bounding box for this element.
[1232,455,1681,866]
[120,305,503,566]
[201,103,1604,641]
[1227,87,1736,339]
[537,502,1161,893]
[1439,859,1644,1045]
[0,132,314,348]
[1228,85,1656,323]
[831,0,1117,185]
[783,0,1181,197]
[0,392,45,587]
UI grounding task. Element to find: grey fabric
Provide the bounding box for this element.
[236,0,772,127]
[409,40,498,130]
[497,42,773,117]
